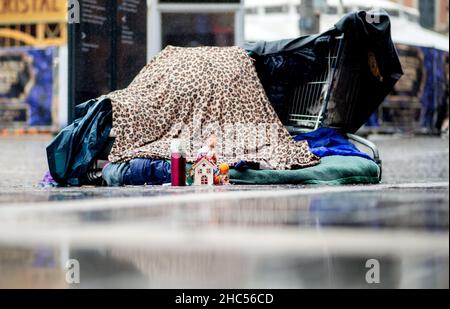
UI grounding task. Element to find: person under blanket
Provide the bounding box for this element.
[48,46,323,186]
[106,46,320,171]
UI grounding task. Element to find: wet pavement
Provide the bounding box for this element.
[1,134,448,189]
[0,135,448,288]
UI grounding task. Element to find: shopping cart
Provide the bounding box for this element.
[284,34,383,180]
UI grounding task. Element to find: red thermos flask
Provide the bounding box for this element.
[171,139,186,186]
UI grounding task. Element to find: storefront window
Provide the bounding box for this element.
[161,13,235,48]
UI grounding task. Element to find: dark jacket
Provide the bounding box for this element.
[47,97,112,186]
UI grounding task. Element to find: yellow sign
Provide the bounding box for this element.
[0,0,67,25]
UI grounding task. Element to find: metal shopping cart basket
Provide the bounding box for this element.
[249,33,383,181]
[246,11,406,183]
[285,34,382,180]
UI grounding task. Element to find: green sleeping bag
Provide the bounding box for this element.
[229,156,380,185]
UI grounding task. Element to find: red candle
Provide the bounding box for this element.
[171,140,186,187]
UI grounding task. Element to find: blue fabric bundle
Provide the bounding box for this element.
[124,159,171,186]
[294,128,373,161]
[103,159,171,187]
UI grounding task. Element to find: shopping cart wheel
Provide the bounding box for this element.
[347,134,382,182]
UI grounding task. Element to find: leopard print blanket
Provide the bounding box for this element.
[107,46,320,170]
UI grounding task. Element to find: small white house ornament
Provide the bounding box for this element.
[191,158,216,186]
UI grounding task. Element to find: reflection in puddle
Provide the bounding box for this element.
[0,188,448,288]
[0,245,448,289]
[8,189,448,231]
[0,246,66,289]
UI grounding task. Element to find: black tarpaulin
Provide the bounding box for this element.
[245,10,404,133]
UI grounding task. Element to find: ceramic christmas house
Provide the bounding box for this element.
[192,158,216,186]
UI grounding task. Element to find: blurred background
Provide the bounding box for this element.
[0,0,448,136]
